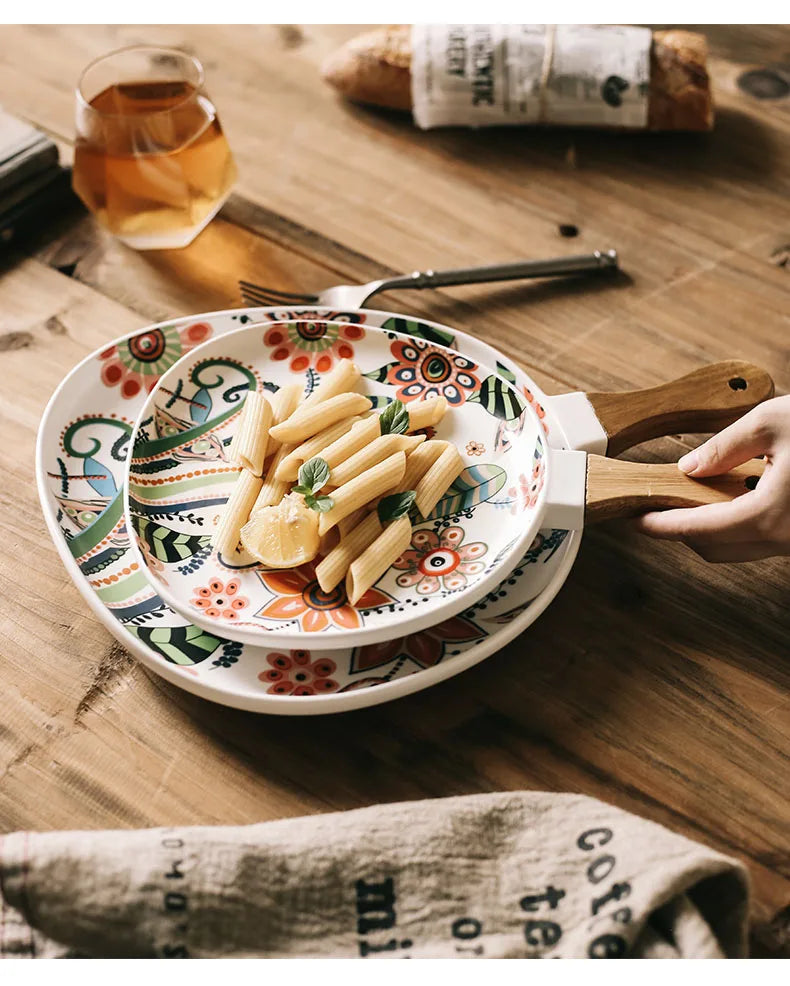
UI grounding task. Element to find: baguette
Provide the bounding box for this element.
[322,25,713,131]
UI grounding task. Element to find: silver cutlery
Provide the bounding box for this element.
[239,249,619,310]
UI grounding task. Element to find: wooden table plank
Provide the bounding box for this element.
[2,237,788,943]
[0,24,788,955]
[1,25,787,397]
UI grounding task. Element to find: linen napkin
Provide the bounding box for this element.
[0,791,748,959]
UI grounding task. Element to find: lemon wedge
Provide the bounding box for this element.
[240,493,320,568]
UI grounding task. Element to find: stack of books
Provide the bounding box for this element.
[0,107,77,245]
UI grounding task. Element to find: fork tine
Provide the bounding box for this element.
[238,280,318,305]
[239,287,298,306]
[238,279,315,300]
[240,288,311,305]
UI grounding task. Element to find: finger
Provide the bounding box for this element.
[678,405,772,477]
[633,494,762,542]
[685,540,781,564]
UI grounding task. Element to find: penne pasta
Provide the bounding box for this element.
[212,468,263,557]
[275,415,364,483]
[269,392,372,444]
[329,434,425,487]
[269,382,303,423]
[266,383,303,453]
[204,373,474,609]
[301,358,360,409]
[253,445,293,511]
[407,396,448,432]
[367,440,447,513]
[337,507,368,537]
[319,526,341,556]
[414,444,465,519]
[316,511,383,593]
[346,515,412,605]
[316,396,445,483]
[395,440,447,494]
[318,451,407,536]
[319,416,380,470]
[228,390,272,476]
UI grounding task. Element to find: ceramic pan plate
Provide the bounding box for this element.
[36,307,578,714]
[125,321,548,649]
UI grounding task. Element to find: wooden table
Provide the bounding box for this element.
[1,25,788,956]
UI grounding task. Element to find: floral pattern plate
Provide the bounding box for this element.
[125,322,548,649]
[36,306,579,714]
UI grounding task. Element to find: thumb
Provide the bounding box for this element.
[678,405,772,477]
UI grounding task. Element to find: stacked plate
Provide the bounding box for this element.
[37,307,766,714]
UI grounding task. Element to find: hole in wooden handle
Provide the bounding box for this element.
[744,475,760,490]
[585,362,774,456]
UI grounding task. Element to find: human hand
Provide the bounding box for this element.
[634,395,790,562]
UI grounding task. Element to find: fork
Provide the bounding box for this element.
[239,249,619,310]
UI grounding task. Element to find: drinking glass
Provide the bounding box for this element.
[72,45,237,249]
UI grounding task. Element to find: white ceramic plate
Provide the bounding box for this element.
[36,307,581,714]
[124,321,548,649]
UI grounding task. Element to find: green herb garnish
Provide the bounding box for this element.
[292,457,334,513]
[377,490,417,524]
[307,494,334,513]
[378,399,410,436]
[293,456,330,495]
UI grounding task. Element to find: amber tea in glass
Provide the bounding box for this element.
[73,46,237,249]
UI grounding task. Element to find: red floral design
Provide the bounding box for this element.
[190,577,249,620]
[263,319,365,373]
[383,338,479,406]
[393,526,487,595]
[508,457,546,515]
[523,386,549,435]
[351,614,486,673]
[255,562,392,632]
[258,649,338,695]
[99,322,212,400]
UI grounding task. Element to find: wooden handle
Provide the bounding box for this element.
[586,361,775,456]
[585,455,766,524]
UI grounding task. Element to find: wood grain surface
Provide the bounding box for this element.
[584,456,766,523]
[0,25,788,956]
[587,360,776,456]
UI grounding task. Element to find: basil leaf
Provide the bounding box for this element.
[291,485,311,496]
[378,399,409,436]
[377,490,417,524]
[297,456,330,494]
[304,493,334,513]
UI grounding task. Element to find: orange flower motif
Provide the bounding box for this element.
[99,322,212,400]
[258,649,339,695]
[382,338,479,405]
[263,320,365,374]
[255,562,392,632]
[393,527,487,595]
[191,577,249,620]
